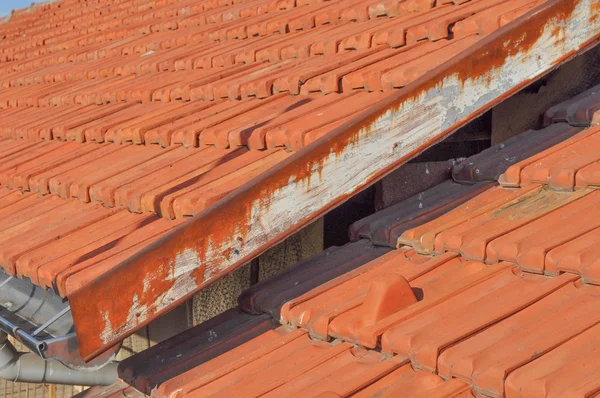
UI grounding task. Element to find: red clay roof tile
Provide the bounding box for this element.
[504,322,600,397]
[499,125,600,188]
[439,281,600,397]
[397,184,541,253]
[152,326,460,398]
[545,227,600,283]
[383,270,577,371]
[435,187,588,260]
[120,309,276,394]
[452,123,583,184]
[281,250,466,343]
[353,369,469,398]
[544,83,600,127]
[348,180,493,247]
[486,190,600,272]
[238,239,390,318]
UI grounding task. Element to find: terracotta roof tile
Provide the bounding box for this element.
[439,281,600,397]
[353,370,470,398]
[152,326,459,398]
[281,249,453,340]
[545,227,600,284]
[348,180,493,247]
[486,190,600,271]
[151,327,306,397]
[383,271,577,371]
[507,127,600,190]
[397,184,538,253]
[258,347,407,397]
[452,123,583,184]
[238,239,390,318]
[544,83,600,127]
[499,125,600,188]
[408,185,589,260]
[119,308,276,394]
[504,322,600,397]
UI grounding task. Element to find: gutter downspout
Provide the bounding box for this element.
[0,332,117,386]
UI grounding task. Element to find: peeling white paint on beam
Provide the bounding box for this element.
[158,0,600,303]
[74,0,600,357]
[100,250,202,345]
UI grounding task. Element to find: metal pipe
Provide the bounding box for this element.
[0,270,73,337]
[0,332,117,386]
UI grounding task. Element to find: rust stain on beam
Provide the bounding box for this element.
[70,0,600,361]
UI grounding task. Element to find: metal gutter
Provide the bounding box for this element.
[0,270,119,370]
[0,271,73,338]
[70,0,600,361]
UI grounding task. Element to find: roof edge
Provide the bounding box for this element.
[70,0,600,361]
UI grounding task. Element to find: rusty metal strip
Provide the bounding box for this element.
[70,0,600,361]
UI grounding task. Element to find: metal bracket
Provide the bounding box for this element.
[32,306,72,337]
[0,305,120,370]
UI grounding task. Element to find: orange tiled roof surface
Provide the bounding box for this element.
[104,90,600,398]
[0,0,599,360]
[0,0,548,297]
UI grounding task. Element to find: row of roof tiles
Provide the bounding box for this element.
[0,139,291,216]
[0,0,544,163]
[162,266,597,397]
[0,0,545,207]
[0,62,593,307]
[94,87,600,397]
[0,0,565,300]
[0,38,486,100]
[0,60,593,305]
[157,327,474,397]
[0,0,537,71]
[0,93,392,150]
[136,173,600,396]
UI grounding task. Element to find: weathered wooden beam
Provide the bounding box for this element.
[70,0,600,361]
